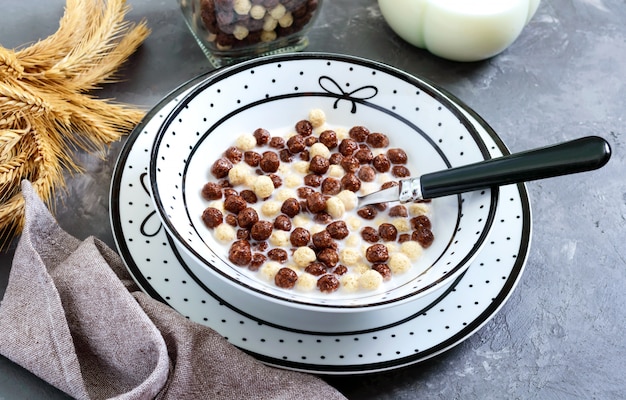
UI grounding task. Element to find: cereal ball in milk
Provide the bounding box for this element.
[340,248,361,266]
[236,134,257,151]
[293,246,317,267]
[401,241,423,261]
[296,273,317,291]
[260,261,281,281]
[254,175,275,199]
[214,223,236,242]
[228,163,249,186]
[336,190,358,211]
[261,200,281,217]
[391,218,412,233]
[308,109,326,128]
[340,274,360,292]
[388,252,412,274]
[309,142,331,159]
[409,203,430,216]
[359,269,383,290]
[292,160,310,174]
[326,197,345,219]
[327,164,344,178]
[270,230,290,247]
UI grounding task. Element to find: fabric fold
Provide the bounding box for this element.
[0,181,346,400]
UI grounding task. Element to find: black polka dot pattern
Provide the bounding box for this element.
[110,56,531,374]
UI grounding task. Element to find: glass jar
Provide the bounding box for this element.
[179,0,323,68]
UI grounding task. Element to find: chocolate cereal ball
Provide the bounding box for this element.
[201,182,222,200]
[319,130,338,149]
[275,268,298,289]
[229,240,252,266]
[253,128,270,145]
[317,274,340,293]
[326,221,349,239]
[290,227,311,247]
[202,207,223,228]
[365,243,389,263]
[210,157,233,179]
[250,220,273,241]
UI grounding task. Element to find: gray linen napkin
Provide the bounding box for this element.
[0,181,347,400]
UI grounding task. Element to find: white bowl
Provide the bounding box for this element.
[150,53,498,331]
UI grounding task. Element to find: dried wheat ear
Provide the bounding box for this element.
[0,0,150,248]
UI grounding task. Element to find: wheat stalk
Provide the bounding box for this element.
[0,0,150,248]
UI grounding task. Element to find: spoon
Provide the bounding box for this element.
[357,136,611,207]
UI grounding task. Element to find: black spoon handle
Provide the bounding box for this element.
[417,136,611,200]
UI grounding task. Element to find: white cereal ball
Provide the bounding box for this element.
[263,15,278,31]
[260,29,277,42]
[335,127,349,140]
[360,182,378,196]
[269,4,286,19]
[269,230,290,247]
[278,12,293,28]
[244,174,257,188]
[340,248,361,266]
[409,203,430,216]
[284,174,301,188]
[254,175,275,198]
[292,214,308,228]
[309,142,330,159]
[292,160,310,174]
[233,24,249,40]
[391,217,411,233]
[261,200,281,217]
[308,109,326,128]
[233,0,252,15]
[310,224,326,235]
[214,223,236,242]
[228,163,249,186]
[352,262,370,275]
[401,241,423,261]
[359,270,383,290]
[345,234,360,247]
[336,190,358,211]
[328,164,344,178]
[389,252,412,274]
[326,197,345,219]
[296,273,317,291]
[278,163,290,175]
[250,4,266,19]
[340,274,360,292]
[386,242,399,254]
[208,200,224,212]
[275,188,296,202]
[346,215,361,231]
[260,261,281,281]
[293,247,316,267]
[235,134,257,151]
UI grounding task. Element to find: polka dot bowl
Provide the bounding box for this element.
[149,53,498,332]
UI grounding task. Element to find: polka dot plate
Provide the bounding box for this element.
[110,60,531,375]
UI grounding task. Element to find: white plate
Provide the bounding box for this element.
[110,70,531,375]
